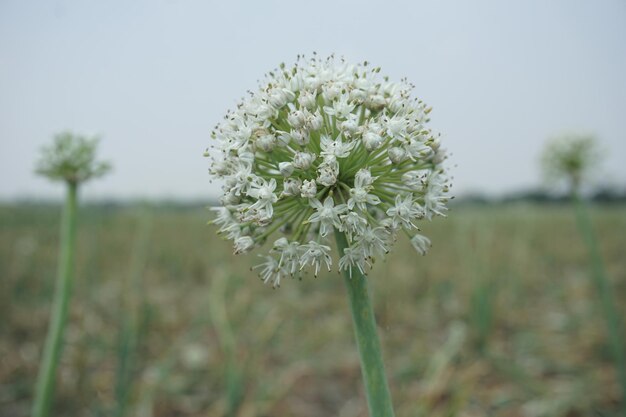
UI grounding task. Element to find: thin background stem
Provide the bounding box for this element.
[573,194,626,413]
[32,182,78,417]
[114,208,152,417]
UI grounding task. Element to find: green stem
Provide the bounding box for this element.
[573,195,626,414]
[209,273,242,416]
[334,231,395,417]
[32,182,78,417]
[114,209,152,417]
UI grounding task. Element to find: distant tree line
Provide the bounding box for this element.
[4,187,626,210]
[453,186,626,206]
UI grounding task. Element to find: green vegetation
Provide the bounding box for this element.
[574,197,626,415]
[541,133,625,414]
[1,203,625,416]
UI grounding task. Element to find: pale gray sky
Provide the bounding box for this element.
[1,0,625,200]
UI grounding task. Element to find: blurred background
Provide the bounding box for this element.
[1,1,625,416]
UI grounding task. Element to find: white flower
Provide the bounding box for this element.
[272,237,301,275]
[309,111,324,131]
[340,114,360,135]
[320,134,357,159]
[300,241,332,277]
[210,207,234,228]
[300,179,317,199]
[423,171,449,219]
[355,227,390,258]
[298,89,317,110]
[405,139,433,161]
[339,246,371,278]
[388,147,406,164]
[290,129,310,146]
[341,211,367,240]
[281,178,301,196]
[234,236,254,254]
[207,55,451,286]
[307,197,347,237]
[323,94,355,119]
[213,208,241,240]
[355,168,375,187]
[410,234,431,255]
[365,93,386,110]
[287,109,307,129]
[247,178,278,217]
[402,170,428,191]
[316,159,339,187]
[385,194,423,229]
[268,88,295,109]
[362,131,384,151]
[220,189,241,206]
[223,161,253,197]
[346,168,380,210]
[348,186,380,211]
[321,83,342,102]
[253,255,282,287]
[384,115,407,138]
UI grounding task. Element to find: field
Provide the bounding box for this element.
[1,202,625,417]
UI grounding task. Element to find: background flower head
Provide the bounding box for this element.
[36,131,111,185]
[541,132,602,194]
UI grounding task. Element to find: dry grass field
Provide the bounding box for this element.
[1,202,625,417]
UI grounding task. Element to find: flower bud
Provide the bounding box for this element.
[211,159,229,176]
[282,178,302,196]
[365,94,386,110]
[291,129,310,146]
[309,111,324,131]
[256,134,276,152]
[290,74,304,92]
[220,190,241,205]
[234,236,255,254]
[273,237,289,250]
[322,83,341,102]
[269,88,295,109]
[340,114,360,135]
[287,110,306,129]
[362,131,384,151]
[388,147,406,164]
[279,162,294,177]
[410,234,431,255]
[355,168,374,187]
[298,90,317,110]
[293,152,315,170]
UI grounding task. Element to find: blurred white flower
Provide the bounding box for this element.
[410,234,431,256]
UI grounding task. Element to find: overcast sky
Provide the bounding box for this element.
[1,0,625,200]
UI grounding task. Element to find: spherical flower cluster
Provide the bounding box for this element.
[206,54,450,287]
[540,132,601,194]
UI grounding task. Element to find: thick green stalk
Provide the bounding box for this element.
[334,231,395,417]
[573,195,626,413]
[32,182,78,417]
